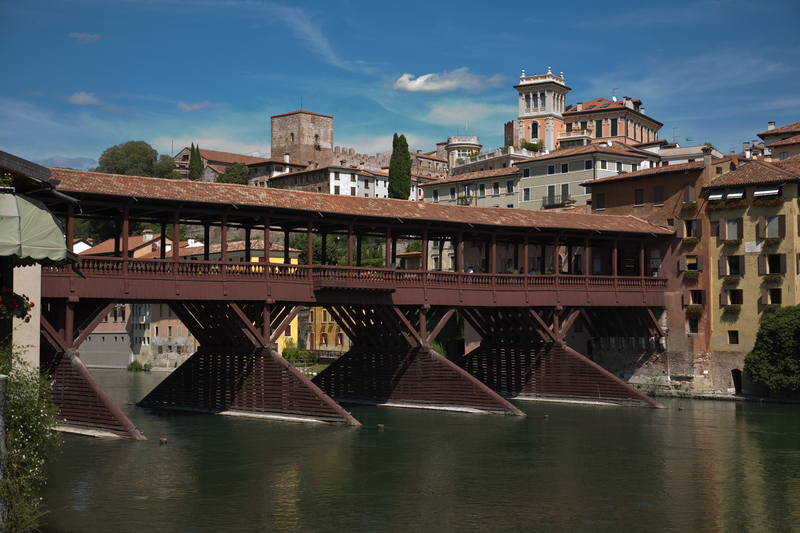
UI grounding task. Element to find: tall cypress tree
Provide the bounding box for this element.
[388,133,411,200]
[188,143,203,181]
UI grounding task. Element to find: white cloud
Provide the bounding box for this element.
[68,92,105,106]
[177,100,211,112]
[25,91,43,97]
[423,102,515,126]
[393,68,506,94]
[35,156,97,170]
[69,32,102,43]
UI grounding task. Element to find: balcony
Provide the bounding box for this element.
[457,196,473,206]
[542,195,572,208]
[558,129,593,140]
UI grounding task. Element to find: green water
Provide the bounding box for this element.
[40,370,800,532]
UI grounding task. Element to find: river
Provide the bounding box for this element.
[39,370,800,532]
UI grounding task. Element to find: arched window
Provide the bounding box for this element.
[540,92,546,108]
[290,132,295,142]
[531,121,539,139]
[315,134,319,144]
[321,333,328,345]
[525,93,530,109]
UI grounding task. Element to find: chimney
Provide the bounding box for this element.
[743,141,750,152]
[417,150,422,153]
[768,121,776,131]
[702,145,713,186]
[142,229,153,242]
[576,102,582,111]
[283,153,289,163]
[640,106,645,115]
[188,238,195,247]
[87,238,93,245]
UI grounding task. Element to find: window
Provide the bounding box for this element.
[351,174,357,181]
[686,255,699,271]
[654,186,664,206]
[688,318,699,334]
[690,290,704,304]
[320,333,328,346]
[449,187,456,200]
[464,184,471,196]
[334,172,340,180]
[768,254,782,274]
[433,190,439,203]
[561,183,569,200]
[309,310,314,323]
[728,331,739,345]
[780,152,788,160]
[351,187,356,196]
[507,181,514,193]
[600,160,607,170]
[766,216,780,237]
[561,163,569,173]
[595,120,603,138]
[523,168,530,178]
[322,309,328,323]
[547,165,555,175]
[584,160,592,170]
[770,288,782,305]
[631,163,638,172]
[716,167,723,175]
[616,161,622,172]
[159,304,163,318]
[581,121,588,131]
[285,325,292,337]
[727,219,739,238]
[729,289,743,305]
[154,326,159,337]
[493,182,500,195]
[634,189,644,206]
[364,179,371,188]
[336,333,343,346]
[334,185,340,195]
[685,220,699,237]
[728,256,742,275]
[596,193,605,210]
[479,184,485,196]
[523,188,530,201]
[610,118,618,137]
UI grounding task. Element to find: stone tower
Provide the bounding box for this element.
[270,110,334,169]
[513,66,570,151]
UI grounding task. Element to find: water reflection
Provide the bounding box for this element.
[40,372,800,532]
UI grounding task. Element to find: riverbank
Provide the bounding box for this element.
[651,389,800,405]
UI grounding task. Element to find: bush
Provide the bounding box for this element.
[281,339,317,364]
[126,360,143,372]
[744,305,800,392]
[0,345,61,532]
[430,341,447,358]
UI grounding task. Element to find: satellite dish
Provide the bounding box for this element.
[612,96,617,102]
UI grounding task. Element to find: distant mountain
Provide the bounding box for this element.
[36,156,97,170]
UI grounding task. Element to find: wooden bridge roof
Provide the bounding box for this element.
[47,168,671,236]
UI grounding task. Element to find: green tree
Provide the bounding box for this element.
[744,305,800,393]
[388,133,411,200]
[188,143,203,181]
[217,162,249,185]
[154,155,179,179]
[94,140,159,176]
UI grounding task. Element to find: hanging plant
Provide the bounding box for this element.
[681,202,697,210]
[753,196,784,207]
[683,270,700,280]
[763,274,784,283]
[0,287,33,322]
[763,237,783,246]
[763,304,779,314]
[707,199,750,211]
[682,237,700,246]
[724,305,742,315]
[723,239,742,247]
[685,305,704,317]
[723,275,742,285]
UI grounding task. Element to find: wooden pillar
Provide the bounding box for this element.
[160,221,167,259]
[321,232,327,265]
[114,219,120,256]
[419,307,427,343]
[172,211,180,262]
[523,234,529,274]
[220,212,228,263]
[262,303,270,339]
[65,301,75,348]
[263,216,270,263]
[455,229,463,273]
[612,237,618,277]
[513,239,520,272]
[640,239,645,277]
[421,227,428,272]
[567,244,573,274]
[121,206,130,259]
[385,226,391,268]
[284,229,290,264]
[245,226,252,262]
[553,234,560,276]
[584,235,590,276]
[66,204,74,253]
[347,224,353,266]
[490,232,496,274]
[391,235,397,266]
[356,233,363,267]
[307,220,313,268]
[203,224,210,261]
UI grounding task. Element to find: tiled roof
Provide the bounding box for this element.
[198,148,271,166]
[270,109,332,119]
[411,152,446,162]
[179,239,298,258]
[49,168,672,235]
[564,97,663,126]
[758,121,800,138]
[704,160,800,189]
[206,165,227,175]
[80,233,172,256]
[138,240,195,259]
[580,161,705,187]
[517,143,652,164]
[418,167,521,187]
[774,154,800,175]
[768,134,800,147]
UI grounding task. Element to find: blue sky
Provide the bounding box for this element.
[1,0,799,170]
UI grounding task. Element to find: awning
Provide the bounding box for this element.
[708,191,724,201]
[0,194,71,266]
[754,186,781,197]
[726,189,745,199]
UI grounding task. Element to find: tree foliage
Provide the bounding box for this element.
[188,143,203,181]
[94,140,178,179]
[217,163,249,185]
[287,233,385,267]
[744,305,800,393]
[388,133,411,200]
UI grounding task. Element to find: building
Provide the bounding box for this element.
[173,147,272,180]
[80,304,133,369]
[80,229,175,258]
[757,120,800,149]
[450,145,537,176]
[506,66,570,151]
[637,141,725,166]
[563,96,662,148]
[306,306,351,355]
[419,167,521,208]
[247,155,307,187]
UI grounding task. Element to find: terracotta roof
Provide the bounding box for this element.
[411,152,446,162]
[517,143,652,164]
[758,121,800,139]
[580,161,705,187]
[396,251,422,258]
[564,97,663,126]
[138,240,195,259]
[704,160,800,189]
[198,148,271,166]
[774,154,800,175]
[48,168,672,235]
[270,109,332,119]
[180,239,298,258]
[206,165,227,175]
[80,233,172,256]
[768,134,800,147]
[418,167,520,187]
[247,156,305,167]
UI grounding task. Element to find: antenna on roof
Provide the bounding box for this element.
[612,87,619,101]
[672,127,679,144]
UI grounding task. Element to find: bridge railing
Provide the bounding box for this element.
[48,258,668,292]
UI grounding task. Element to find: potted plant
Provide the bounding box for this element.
[0,287,33,322]
[724,304,742,315]
[753,196,784,207]
[686,305,704,317]
[763,237,783,246]
[707,199,750,211]
[681,202,697,211]
[683,270,700,280]
[763,304,779,314]
[723,275,742,285]
[682,237,700,246]
[763,274,783,283]
[723,239,742,247]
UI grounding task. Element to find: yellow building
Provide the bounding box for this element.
[184,239,301,353]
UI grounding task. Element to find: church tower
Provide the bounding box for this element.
[513,66,570,151]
